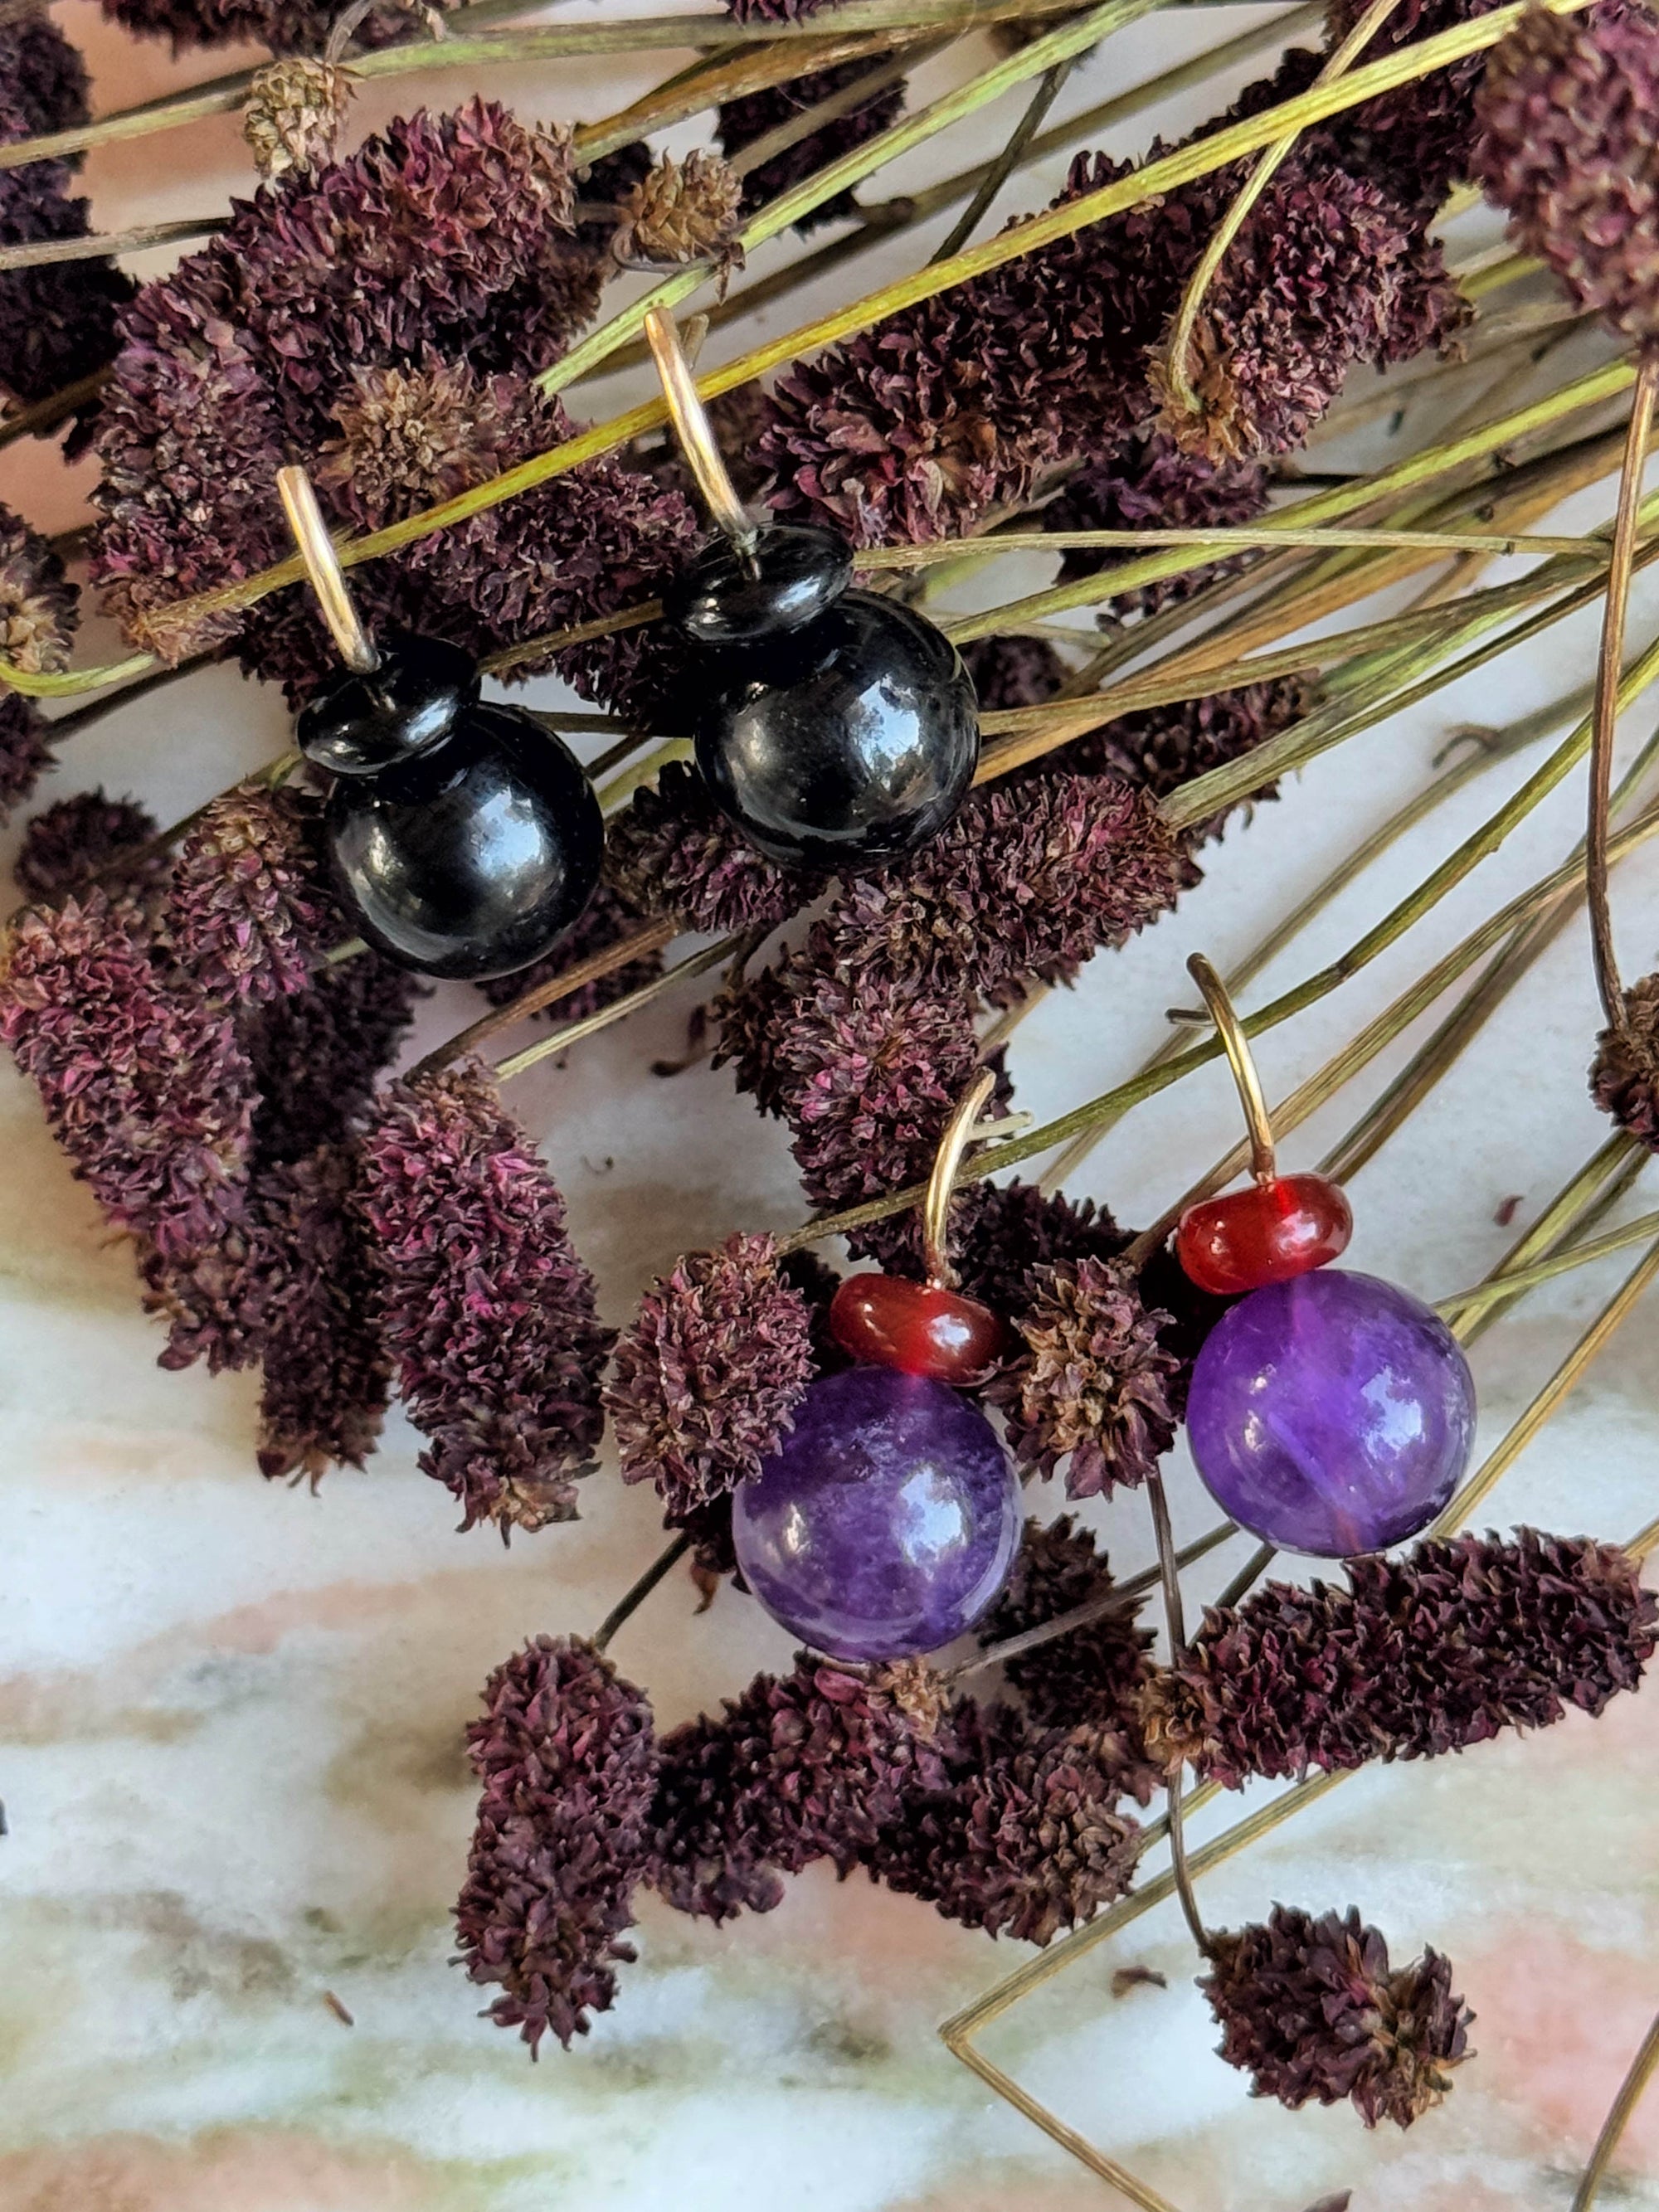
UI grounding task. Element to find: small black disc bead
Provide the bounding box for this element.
[297,630,479,777]
[664,524,853,644]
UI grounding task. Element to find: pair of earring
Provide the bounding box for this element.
[280,309,980,982]
[731,966,1477,1665]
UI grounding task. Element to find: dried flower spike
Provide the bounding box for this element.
[612,150,745,273]
[1202,1905,1473,2127]
[163,781,333,1004]
[13,790,161,906]
[990,1256,1182,1498]
[0,502,79,823]
[457,1636,658,2051]
[243,59,356,182]
[1590,971,1659,1146]
[355,1062,614,1535]
[606,1232,816,1520]
[606,760,821,938]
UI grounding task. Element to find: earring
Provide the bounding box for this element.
[645,309,979,869]
[732,1071,1020,1661]
[1176,956,1476,1558]
[277,466,603,982]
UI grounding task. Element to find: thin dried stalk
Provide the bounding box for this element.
[1572,2014,1659,2212]
[411,917,678,1077]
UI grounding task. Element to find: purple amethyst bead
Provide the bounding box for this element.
[1185,1268,1476,1558]
[731,1364,1021,1661]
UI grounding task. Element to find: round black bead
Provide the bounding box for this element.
[664,524,853,644]
[691,589,979,868]
[296,630,480,777]
[323,703,604,981]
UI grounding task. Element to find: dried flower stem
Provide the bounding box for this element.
[0,370,113,453]
[1159,0,1402,421]
[1572,2012,1659,2212]
[1145,1466,1209,1953]
[1437,1207,1659,1317]
[0,217,231,275]
[494,936,738,1082]
[1588,358,1659,1029]
[1442,1134,1639,1334]
[412,919,679,1078]
[592,1530,693,1655]
[929,53,1074,264]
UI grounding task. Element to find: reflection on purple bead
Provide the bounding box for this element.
[731,1364,1021,1662]
[1185,1268,1476,1558]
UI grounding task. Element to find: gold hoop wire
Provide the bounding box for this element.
[922,1067,1000,1289]
[275,464,380,676]
[642,306,756,549]
[1188,952,1277,1184]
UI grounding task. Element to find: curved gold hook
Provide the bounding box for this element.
[275,464,379,676]
[1188,953,1277,1184]
[642,306,755,551]
[922,1067,1000,1289]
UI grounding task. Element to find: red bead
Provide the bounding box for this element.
[1175,1172,1353,1297]
[830,1273,1008,1386]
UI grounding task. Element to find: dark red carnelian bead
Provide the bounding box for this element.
[1175,1172,1353,1297]
[829,1273,1008,1386]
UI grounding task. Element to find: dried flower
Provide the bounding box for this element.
[1046,430,1272,614]
[0,892,254,1257]
[457,1636,658,2051]
[871,1699,1141,1943]
[1475,0,1659,350]
[0,697,52,824]
[1151,1529,1658,1787]
[243,946,421,1167]
[979,1516,1162,1800]
[0,503,77,822]
[2,13,91,137]
[474,878,664,1028]
[606,1232,816,1519]
[649,1652,946,1923]
[958,634,1068,710]
[1590,973,1659,1147]
[845,1176,1128,1309]
[255,1143,392,1484]
[717,2,906,236]
[1059,678,1310,826]
[163,781,333,1003]
[606,760,820,938]
[612,149,745,270]
[1201,1905,1472,2127]
[990,1255,1181,1498]
[354,1062,615,1534]
[243,58,355,181]
[101,0,446,57]
[14,790,162,906]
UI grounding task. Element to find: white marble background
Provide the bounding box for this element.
[3,6,1659,2209]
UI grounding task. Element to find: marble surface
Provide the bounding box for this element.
[5,7,1659,2209]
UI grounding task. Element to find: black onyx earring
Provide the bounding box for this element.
[646,309,980,868]
[277,465,603,982]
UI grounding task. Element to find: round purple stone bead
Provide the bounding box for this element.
[731,1364,1021,1662]
[1185,1268,1476,1558]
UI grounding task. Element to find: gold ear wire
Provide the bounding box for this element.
[642,306,756,551]
[1187,953,1277,1185]
[922,1067,1000,1290]
[275,464,380,676]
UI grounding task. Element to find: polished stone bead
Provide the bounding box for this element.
[664,523,853,643]
[731,1364,1021,1661]
[1177,1172,1354,1297]
[324,702,604,981]
[829,1272,1007,1386]
[296,630,479,776]
[1185,1268,1476,1558]
[691,589,979,868]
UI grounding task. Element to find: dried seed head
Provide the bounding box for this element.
[243,57,356,182]
[1590,972,1659,1147]
[613,148,744,267]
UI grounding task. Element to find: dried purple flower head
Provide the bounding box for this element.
[1590,973,1659,1146]
[990,1255,1182,1498]
[649,1651,948,1923]
[979,1516,1162,1800]
[1202,1905,1473,2127]
[871,1699,1141,1943]
[101,0,449,56]
[0,891,254,1257]
[958,634,1068,711]
[1475,0,1659,350]
[845,1177,1127,1314]
[255,1143,391,1484]
[0,20,132,425]
[612,148,745,270]
[1148,1529,1658,1787]
[606,1232,816,1519]
[606,760,822,937]
[457,1635,658,2051]
[14,790,161,905]
[1060,679,1306,811]
[474,878,664,1028]
[163,781,333,1004]
[355,1062,615,1535]
[0,501,78,823]
[717,0,906,233]
[94,101,697,715]
[243,946,421,1167]
[243,58,355,182]
[1045,430,1271,612]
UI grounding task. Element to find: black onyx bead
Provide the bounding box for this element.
[323,702,604,981]
[297,630,479,776]
[664,523,853,644]
[690,589,979,868]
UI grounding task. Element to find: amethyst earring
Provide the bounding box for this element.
[732,1072,1021,1660]
[1176,956,1477,1558]
[645,309,980,869]
[277,467,603,982]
